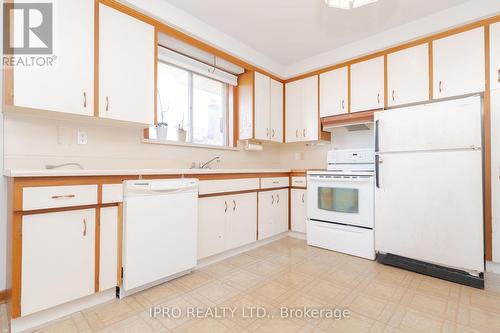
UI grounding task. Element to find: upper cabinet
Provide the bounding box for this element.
[433,28,485,99]
[490,22,500,91]
[350,56,384,112]
[238,72,283,142]
[13,0,94,116]
[387,44,429,107]
[285,76,319,142]
[99,4,155,125]
[319,67,348,117]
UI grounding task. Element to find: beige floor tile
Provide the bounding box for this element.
[302,280,349,306]
[348,293,389,321]
[222,269,264,291]
[32,316,79,333]
[83,297,143,330]
[222,254,259,268]
[94,315,155,333]
[248,281,291,302]
[190,280,239,305]
[134,283,183,308]
[242,260,286,277]
[328,312,375,333]
[398,308,443,333]
[271,270,314,289]
[170,271,215,292]
[198,261,238,279]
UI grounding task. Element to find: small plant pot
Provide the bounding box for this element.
[175,128,187,142]
[155,124,168,140]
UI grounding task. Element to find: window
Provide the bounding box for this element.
[157,62,230,147]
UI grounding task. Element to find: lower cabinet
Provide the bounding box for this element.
[198,193,257,259]
[99,206,119,291]
[21,209,96,316]
[258,189,289,239]
[291,189,307,233]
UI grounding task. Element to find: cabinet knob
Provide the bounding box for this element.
[341,99,344,110]
[276,194,280,204]
[497,69,500,83]
[303,129,306,138]
[232,200,236,211]
[105,96,109,111]
[267,128,270,138]
[272,129,275,138]
[392,90,395,101]
[439,81,443,93]
[83,91,87,108]
[302,193,305,203]
[295,129,299,138]
[271,195,274,205]
[224,201,228,213]
[82,218,87,237]
[377,93,380,104]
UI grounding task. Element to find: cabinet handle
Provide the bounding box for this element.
[295,129,299,138]
[392,90,395,101]
[303,129,306,138]
[272,129,275,138]
[341,99,344,110]
[377,93,380,104]
[271,195,274,205]
[232,200,236,211]
[439,81,442,93]
[224,201,228,213]
[497,69,500,83]
[105,96,109,111]
[302,193,305,203]
[277,194,280,203]
[83,91,87,108]
[266,128,270,138]
[51,194,76,200]
[83,218,87,237]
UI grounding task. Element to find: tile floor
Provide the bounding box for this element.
[2,237,500,333]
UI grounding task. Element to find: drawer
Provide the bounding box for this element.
[199,178,259,195]
[23,185,98,211]
[306,220,375,260]
[102,184,123,204]
[260,177,289,189]
[291,176,307,188]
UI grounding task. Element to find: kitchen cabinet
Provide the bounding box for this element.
[99,206,119,291]
[319,67,348,117]
[490,22,500,91]
[433,27,485,99]
[291,189,307,233]
[198,193,257,259]
[387,44,429,106]
[13,0,94,116]
[99,4,155,124]
[21,209,96,316]
[254,72,271,140]
[258,189,289,239]
[270,79,284,142]
[350,56,384,112]
[285,76,319,142]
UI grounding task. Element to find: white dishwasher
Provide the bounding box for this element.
[121,179,198,297]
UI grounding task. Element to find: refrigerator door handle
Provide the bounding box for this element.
[375,155,380,188]
[375,120,379,153]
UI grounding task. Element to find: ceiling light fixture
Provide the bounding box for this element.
[325,0,378,10]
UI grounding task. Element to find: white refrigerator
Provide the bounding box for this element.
[374,96,484,280]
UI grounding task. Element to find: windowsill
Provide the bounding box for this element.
[142,139,240,151]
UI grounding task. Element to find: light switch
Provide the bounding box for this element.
[77,130,88,145]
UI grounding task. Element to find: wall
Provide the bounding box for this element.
[0,1,6,292]
[3,113,282,170]
[330,126,375,150]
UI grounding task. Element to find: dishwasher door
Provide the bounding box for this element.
[121,179,198,296]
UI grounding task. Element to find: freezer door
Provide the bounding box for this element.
[375,150,484,273]
[375,96,482,153]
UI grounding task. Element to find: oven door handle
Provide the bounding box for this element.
[375,155,380,188]
[308,177,373,183]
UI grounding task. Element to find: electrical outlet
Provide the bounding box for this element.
[77,130,88,145]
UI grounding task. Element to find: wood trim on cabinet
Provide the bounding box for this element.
[347,65,352,113]
[321,110,374,127]
[383,55,388,109]
[0,290,10,304]
[198,189,259,198]
[97,0,283,83]
[484,25,492,261]
[154,28,159,125]
[11,213,22,318]
[94,0,100,117]
[237,70,255,141]
[3,4,14,106]
[428,41,434,100]
[117,203,123,287]
[233,85,239,147]
[95,208,101,292]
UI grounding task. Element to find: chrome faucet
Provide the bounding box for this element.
[199,156,221,169]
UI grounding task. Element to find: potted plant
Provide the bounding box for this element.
[155,94,168,140]
[175,113,187,142]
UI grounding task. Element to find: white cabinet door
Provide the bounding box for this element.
[433,28,485,99]
[490,22,500,91]
[387,44,429,107]
[270,79,284,142]
[273,189,289,234]
[258,191,275,239]
[13,0,94,116]
[320,67,348,117]
[198,196,227,259]
[21,209,95,316]
[99,4,155,124]
[302,76,319,141]
[291,189,307,233]
[254,72,271,140]
[285,79,302,143]
[226,193,257,250]
[491,90,500,263]
[351,57,385,112]
[99,207,118,291]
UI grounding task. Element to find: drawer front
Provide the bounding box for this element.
[291,176,307,188]
[199,178,260,195]
[260,177,290,189]
[102,184,123,204]
[306,220,375,260]
[23,185,98,211]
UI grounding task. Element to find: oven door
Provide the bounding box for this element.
[307,174,374,228]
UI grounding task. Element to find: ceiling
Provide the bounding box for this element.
[164,0,471,65]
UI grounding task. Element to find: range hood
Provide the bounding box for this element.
[321,110,375,132]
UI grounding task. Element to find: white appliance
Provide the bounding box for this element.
[374,96,484,286]
[121,179,198,297]
[307,148,376,260]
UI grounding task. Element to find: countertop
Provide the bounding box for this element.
[4,168,293,178]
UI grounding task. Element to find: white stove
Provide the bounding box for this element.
[306,149,375,260]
